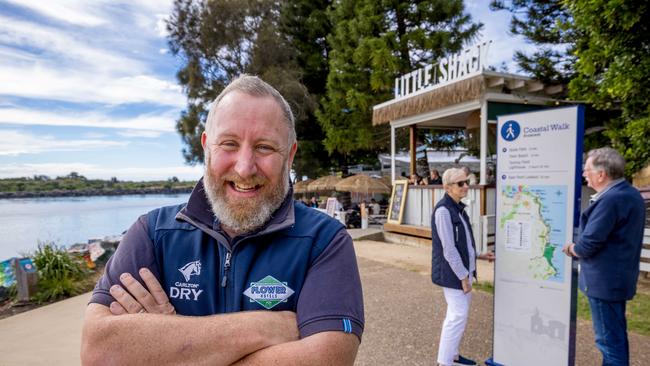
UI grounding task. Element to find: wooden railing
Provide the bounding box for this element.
[642,228,650,274]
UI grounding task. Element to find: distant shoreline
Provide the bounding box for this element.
[0,187,193,199]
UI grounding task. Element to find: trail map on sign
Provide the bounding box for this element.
[499,185,567,282]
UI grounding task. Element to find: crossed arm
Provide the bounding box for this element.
[81,269,359,366]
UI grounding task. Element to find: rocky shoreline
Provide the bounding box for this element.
[0,187,193,199]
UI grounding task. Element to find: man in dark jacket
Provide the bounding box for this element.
[81,75,364,365]
[563,147,646,365]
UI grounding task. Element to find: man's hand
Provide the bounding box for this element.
[562,243,578,258]
[109,267,176,315]
[478,251,495,262]
[461,277,472,294]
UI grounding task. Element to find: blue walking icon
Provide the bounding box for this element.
[501,120,520,141]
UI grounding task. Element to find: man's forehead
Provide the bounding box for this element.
[209,93,287,136]
[217,91,282,113]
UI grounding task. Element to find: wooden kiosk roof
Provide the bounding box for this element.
[372,71,565,126]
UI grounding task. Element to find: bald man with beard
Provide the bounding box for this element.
[81,75,364,366]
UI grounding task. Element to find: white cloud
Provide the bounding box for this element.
[0,65,184,107]
[81,132,109,139]
[0,130,128,156]
[465,0,535,73]
[0,14,144,75]
[154,14,170,38]
[5,0,109,27]
[0,107,179,132]
[117,129,167,138]
[0,162,203,181]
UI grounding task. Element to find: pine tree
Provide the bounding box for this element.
[567,0,650,176]
[167,0,314,173]
[318,0,482,160]
[490,0,575,84]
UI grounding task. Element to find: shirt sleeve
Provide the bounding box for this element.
[435,207,469,280]
[295,229,365,341]
[89,214,159,306]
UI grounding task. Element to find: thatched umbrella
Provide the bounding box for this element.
[308,175,342,192]
[380,175,394,187]
[334,174,391,195]
[293,179,313,194]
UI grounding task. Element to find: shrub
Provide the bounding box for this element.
[30,243,89,303]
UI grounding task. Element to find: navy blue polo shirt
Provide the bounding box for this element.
[90,180,364,340]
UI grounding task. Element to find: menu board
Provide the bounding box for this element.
[387,181,408,224]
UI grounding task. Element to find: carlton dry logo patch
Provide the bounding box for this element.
[170,260,204,301]
[179,260,201,281]
[243,275,295,309]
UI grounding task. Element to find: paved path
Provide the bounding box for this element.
[0,230,649,365]
[352,238,650,365]
[0,292,89,365]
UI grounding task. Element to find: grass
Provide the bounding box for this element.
[473,281,494,294]
[577,291,650,336]
[474,281,650,336]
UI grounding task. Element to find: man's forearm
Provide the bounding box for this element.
[230,331,359,366]
[81,304,298,366]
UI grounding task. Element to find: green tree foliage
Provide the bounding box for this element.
[493,0,650,177]
[490,0,575,84]
[167,0,330,178]
[319,0,482,160]
[567,0,650,176]
[279,0,339,178]
[0,174,195,194]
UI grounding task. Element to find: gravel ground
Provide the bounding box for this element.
[352,240,650,366]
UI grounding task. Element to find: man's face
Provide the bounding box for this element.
[583,157,606,192]
[201,91,297,235]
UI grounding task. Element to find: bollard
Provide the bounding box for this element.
[13,258,38,302]
[360,202,368,229]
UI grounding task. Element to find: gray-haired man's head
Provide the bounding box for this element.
[205,74,296,147]
[586,147,625,180]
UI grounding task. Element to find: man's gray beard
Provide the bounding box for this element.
[203,154,289,236]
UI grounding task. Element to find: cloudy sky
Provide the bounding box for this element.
[0,1,529,181]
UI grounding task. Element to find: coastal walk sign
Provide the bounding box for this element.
[491,106,584,365]
[393,40,491,99]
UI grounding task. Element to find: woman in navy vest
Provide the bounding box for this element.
[431,168,494,366]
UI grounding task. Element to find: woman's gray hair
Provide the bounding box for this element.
[587,147,625,179]
[205,74,296,146]
[442,168,467,186]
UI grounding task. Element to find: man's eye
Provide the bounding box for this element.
[256,145,275,153]
[219,141,238,150]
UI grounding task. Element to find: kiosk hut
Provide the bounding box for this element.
[373,41,568,252]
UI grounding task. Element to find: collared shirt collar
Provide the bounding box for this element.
[590,178,625,203]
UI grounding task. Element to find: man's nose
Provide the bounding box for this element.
[233,148,258,179]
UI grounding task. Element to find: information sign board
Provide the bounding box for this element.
[492,106,584,365]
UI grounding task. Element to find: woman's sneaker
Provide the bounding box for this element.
[453,355,477,366]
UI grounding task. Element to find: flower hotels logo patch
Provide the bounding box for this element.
[243,275,294,309]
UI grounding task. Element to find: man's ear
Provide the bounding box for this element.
[201,131,207,149]
[287,141,298,169]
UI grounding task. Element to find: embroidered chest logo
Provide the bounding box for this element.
[179,260,201,281]
[170,260,204,301]
[243,275,295,310]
